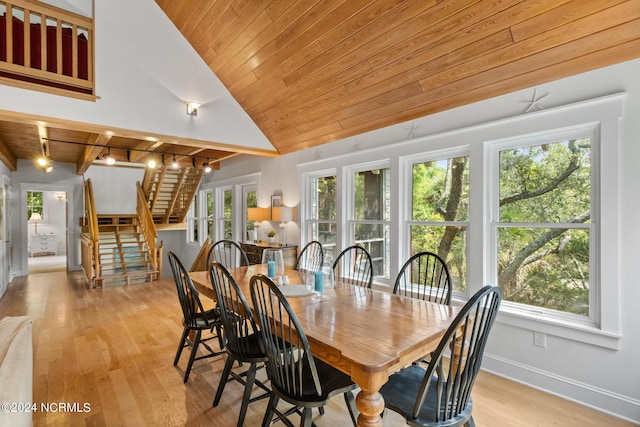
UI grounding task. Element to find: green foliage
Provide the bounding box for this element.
[496,139,591,316]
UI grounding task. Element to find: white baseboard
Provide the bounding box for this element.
[482,353,640,424]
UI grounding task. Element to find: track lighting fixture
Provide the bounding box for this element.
[104,147,116,165]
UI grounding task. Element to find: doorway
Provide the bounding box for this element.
[27,189,68,274]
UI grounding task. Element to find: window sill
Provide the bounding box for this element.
[496,306,621,350]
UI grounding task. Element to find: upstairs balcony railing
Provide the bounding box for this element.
[0,0,94,98]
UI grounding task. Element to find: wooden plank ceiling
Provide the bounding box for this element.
[156,0,640,154]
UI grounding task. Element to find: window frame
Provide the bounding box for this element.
[481,94,622,349]
[344,160,392,281]
[488,125,597,323]
[303,170,338,259]
[402,147,471,296]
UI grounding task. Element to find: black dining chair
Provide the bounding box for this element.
[294,240,324,273]
[168,251,225,383]
[379,285,502,427]
[393,251,452,305]
[332,245,373,288]
[209,261,270,427]
[207,239,250,271]
[250,274,358,427]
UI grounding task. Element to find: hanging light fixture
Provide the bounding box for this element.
[204,158,212,173]
[172,154,179,169]
[147,156,157,168]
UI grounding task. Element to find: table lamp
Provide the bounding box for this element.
[29,212,43,235]
[247,207,270,242]
[272,206,293,245]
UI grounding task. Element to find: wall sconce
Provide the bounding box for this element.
[29,212,43,235]
[272,206,293,245]
[55,192,65,201]
[186,101,201,116]
[247,207,270,242]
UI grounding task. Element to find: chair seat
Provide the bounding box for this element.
[226,333,267,361]
[276,357,357,406]
[186,307,221,330]
[380,365,473,427]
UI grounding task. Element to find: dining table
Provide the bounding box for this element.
[189,264,459,427]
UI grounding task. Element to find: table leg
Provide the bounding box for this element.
[355,388,385,427]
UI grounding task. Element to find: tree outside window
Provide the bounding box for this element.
[222,189,232,240]
[308,175,337,259]
[495,136,592,317]
[410,156,469,293]
[27,191,44,220]
[352,168,390,279]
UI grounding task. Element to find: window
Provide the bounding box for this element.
[186,195,199,244]
[307,174,337,259]
[221,188,233,240]
[490,126,595,319]
[349,165,390,279]
[205,190,214,241]
[27,191,44,220]
[408,153,469,293]
[244,185,257,243]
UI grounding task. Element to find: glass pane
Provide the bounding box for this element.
[499,138,591,223]
[312,176,336,221]
[410,225,467,293]
[497,228,590,316]
[313,222,336,260]
[412,157,469,222]
[224,219,232,240]
[206,192,214,240]
[223,190,232,219]
[354,169,390,221]
[354,223,389,278]
[246,190,257,241]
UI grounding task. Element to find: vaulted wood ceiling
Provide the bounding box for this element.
[156,0,640,154]
[1,0,639,175]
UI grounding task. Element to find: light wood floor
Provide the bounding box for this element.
[0,271,635,427]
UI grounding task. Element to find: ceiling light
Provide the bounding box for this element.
[186,101,201,116]
[148,158,157,168]
[172,154,179,169]
[105,148,116,165]
[36,157,48,167]
[204,161,212,173]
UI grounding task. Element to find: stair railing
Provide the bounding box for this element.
[82,178,100,285]
[136,181,160,279]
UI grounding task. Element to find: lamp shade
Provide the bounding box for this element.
[29,212,42,222]
[247,207,270,222]
[272,206,293,223]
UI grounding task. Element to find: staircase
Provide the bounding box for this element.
[92,215,158,287]
[141,166,204,225]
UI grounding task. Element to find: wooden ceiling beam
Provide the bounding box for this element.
[77,133,112,175]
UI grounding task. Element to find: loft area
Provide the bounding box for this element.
[0,0,94,96]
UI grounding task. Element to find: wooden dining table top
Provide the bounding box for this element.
[189,264,459,427]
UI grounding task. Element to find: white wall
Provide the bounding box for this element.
[201,59,640,422]
[0,0,273,152]
[83,165,143,214]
